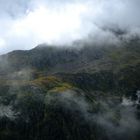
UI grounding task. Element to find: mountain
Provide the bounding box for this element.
[0,39,140,140]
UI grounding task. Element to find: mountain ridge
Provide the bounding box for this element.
[0,40,140,140]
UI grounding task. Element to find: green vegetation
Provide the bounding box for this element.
[0,39,140,140]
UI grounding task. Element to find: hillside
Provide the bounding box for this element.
[0,39,140,140]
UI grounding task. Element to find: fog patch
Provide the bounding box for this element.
[0,104,19,120]
[45,89,140,140]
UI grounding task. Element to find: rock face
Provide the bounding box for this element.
[0,40,140,140]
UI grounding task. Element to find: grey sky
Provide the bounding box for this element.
[0,0,140,54]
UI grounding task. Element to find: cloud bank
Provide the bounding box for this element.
[0,0,140,54]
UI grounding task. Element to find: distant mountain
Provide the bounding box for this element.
[1,38,140,73]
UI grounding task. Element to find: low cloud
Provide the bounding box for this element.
[45,90,140,140]
[0,0,140,54]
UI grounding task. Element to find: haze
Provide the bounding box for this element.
[0,0,140,54]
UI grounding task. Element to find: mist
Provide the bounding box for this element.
[0,1,140,140]
[0,64,140,140]
[0,0,140,54]
[44,89,140,140]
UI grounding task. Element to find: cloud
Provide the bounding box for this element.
[44,89,140,140]
[0,0,140,54]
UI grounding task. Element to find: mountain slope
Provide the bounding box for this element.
[0,40,140,140]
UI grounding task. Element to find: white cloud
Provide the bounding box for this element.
[13,3,88,43]
[0,1,94,53]
[0,0,140,54]
[0,38,6,52]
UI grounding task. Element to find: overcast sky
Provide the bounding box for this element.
[0,0,140,54]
